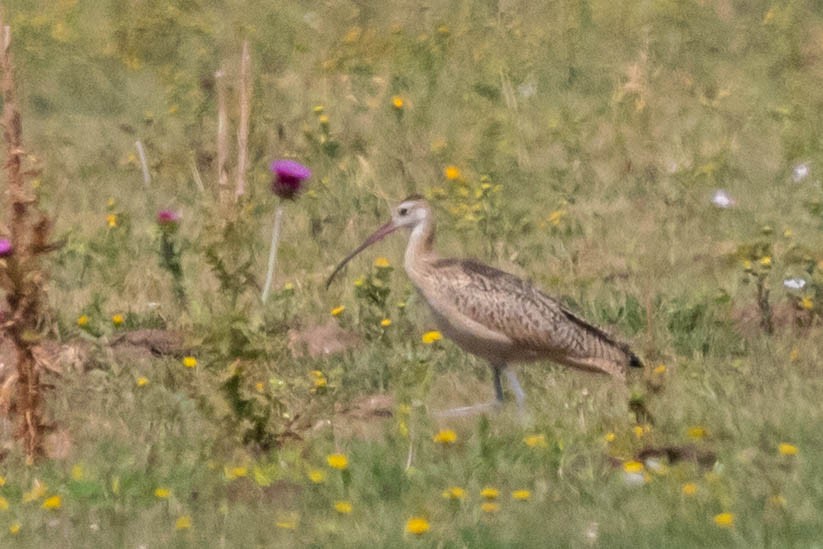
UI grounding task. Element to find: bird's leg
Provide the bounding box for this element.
[492,364,505,402]
[504,368,526,409]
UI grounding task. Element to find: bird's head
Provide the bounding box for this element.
[325,195,431,288]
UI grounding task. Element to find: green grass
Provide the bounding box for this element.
[1,0,823,546]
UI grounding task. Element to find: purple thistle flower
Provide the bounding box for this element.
[270,159,311,200]
[156,209,182,225]
[0,238,12,257]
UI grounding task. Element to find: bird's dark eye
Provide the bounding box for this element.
[398,207,408,216]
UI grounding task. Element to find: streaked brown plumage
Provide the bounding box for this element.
[327,196,642,411]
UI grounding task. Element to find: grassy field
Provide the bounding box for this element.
[1,0,823,546]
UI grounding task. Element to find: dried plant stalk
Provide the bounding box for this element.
[215,67,230,203]
[235,40,251,200]
[0,21,51,463]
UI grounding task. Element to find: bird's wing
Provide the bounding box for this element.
[429,259,637,368]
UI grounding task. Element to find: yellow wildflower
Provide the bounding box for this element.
[313,105,325,114]
[374,256,391,268]
[405,516,430,535]
[331,305,346,317]
[71,464,84,481]
[742,259,753,272]
[481,502,499,513]
[327,453,348,470]
[42,495,62,510]
[432,429,457,445]
[106,213,118,228]
[759,256,772,268]
[441,486,466,500]
[778,443,798,456]
[77,314,89,327]
[136,376,149,387]
[713,512,734,528]
[175,515,192,530]
[227,466,248,479]
[789,348,799,362]
[653,364,667,375]
[275,519,297,529]
[255,381,265,392]
[547,210,566,227]
[768,495,786,508]
[421,330,442,344]
[154,487,171,499]
[633,425,647,439]
[443,165,462,181]
[23,479,47,502]
[687,426,707,440]
[480,487,499,500]
[9,522,20,535]
[380,318,392,328]
[391,96,404,109]
[524,434,548,448]
[0,475,5,486]
[512,489,531,501]
[334,501,353,514]
[800,296,814,310]
[623,461,644,474]
[604,432,616,443]
[0,496,8,511]
[318,114,330,126]
[308,469,326,484]
[111,314,124,326]
[682,483,698,496]
[182,356,197,368]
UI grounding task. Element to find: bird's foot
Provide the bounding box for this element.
[432,401,502,419]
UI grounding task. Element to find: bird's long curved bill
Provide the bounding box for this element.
[326,221,398,288]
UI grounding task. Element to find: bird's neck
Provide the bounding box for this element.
[404,218,438,277]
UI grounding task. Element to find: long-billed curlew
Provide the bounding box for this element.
[327,195,642,414]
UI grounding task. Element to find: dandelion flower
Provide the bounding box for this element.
[759,256,772,268]
[327,453,348,470]
[778,443,798,456]
[334,501,353,514]
[481,502,500,513]
[405,517,430,535]
[391,96,404,110]
[77,314,89,327]
[154,487,171,499]
[633,425,647,439]
[441,486,466,500]
[112,314,124,326]
[380,318,392,328]
[713,512,734,528]
[604,432,616,443]
[443,165,462,181]
[799,296,814,310]
[480,487,499,500]
[547,210,566,226]
[512,489,531,501]
[682,483,698,496]
[623,461,644,474]
[308,469,326,484]
[331,305,346,317]
[374,256,391,268]
[653,364,667,375]
[789,348,800,362]
[182,356,197,368]
[9,522,20,535]
[106,213,118,228]
[0,476,5,487]
[136,376,149,387]
[42,495,62,510]
[433,429,457,445]
[0,496,8,511]
[175,515,192,530]
[687,426,707,439]
[227,466,248,479]
[523,434,548,448]
[421,330,442,344]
